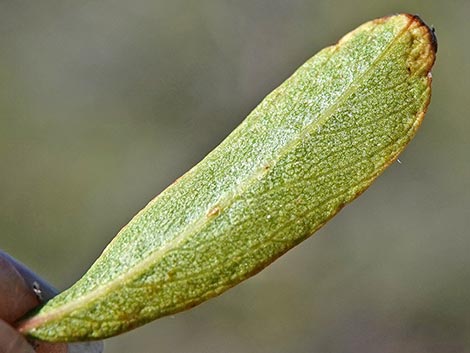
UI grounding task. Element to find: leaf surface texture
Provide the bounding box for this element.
[19,14,436,341]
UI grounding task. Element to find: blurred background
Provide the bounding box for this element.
[1,1,469,352]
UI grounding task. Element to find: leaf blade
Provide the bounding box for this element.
[18,14,436,341]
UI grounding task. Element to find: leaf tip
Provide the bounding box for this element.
[403,14,437,79]
[405,14,438,54]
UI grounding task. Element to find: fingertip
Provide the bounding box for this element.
[0,251,57,302]
[0,255,39,323]
[0,319,35,353]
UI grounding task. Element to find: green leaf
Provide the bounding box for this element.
[18,14,436,341]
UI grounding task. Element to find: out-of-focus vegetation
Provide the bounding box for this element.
[1,1,468,352]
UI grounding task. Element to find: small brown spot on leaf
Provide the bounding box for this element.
[207,206,221,217]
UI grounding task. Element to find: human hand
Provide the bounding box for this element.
[0,250,103,353]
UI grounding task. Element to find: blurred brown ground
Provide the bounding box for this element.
[1,1,469,352]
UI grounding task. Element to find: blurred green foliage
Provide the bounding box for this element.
[1,1,469,352]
